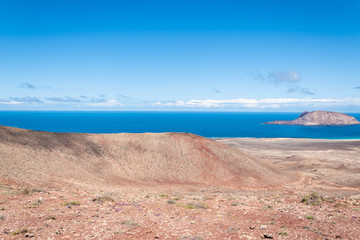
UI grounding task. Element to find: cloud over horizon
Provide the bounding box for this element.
[18,82,50,90]
[45,97,82,103]
[153,97,360,110]
[19,82,36,89]
[1,95,360,111]
[253,70,314,95]
[268,71,301,86]
[287,86,314,95]
[9,96,43,103]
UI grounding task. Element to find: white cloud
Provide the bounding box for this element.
[0,99,23,105]
[252,70,315,95]
[2,95,360,111]
[153,97,360,109]
[268,71,301,85]
[87,99,121,107]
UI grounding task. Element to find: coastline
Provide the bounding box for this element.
[0,111,359,139]
[213,136,360,141]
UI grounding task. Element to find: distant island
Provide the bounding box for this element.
[264,110,360,126]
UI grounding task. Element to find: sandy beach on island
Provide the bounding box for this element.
[1,127,360,239]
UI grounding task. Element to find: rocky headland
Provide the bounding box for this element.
[264,110,360,125]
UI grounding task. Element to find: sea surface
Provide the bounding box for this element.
[0,111,360,139]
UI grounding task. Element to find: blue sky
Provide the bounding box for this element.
[0,0,359,111]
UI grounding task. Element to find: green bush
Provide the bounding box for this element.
[62,201,80,206]
[301,192,323,206]
[11,228,29,236]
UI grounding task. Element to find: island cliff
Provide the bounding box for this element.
[264,110,360,126]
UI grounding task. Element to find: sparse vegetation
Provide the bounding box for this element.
[31,188,50,194]
[92,195,114,202]
[47,215,56,220]
[178,202,207,209]
[231,202,238,206]
[301,192,323,206]
[278,231,288,236]
[158,194,168,197]
[305,215,314,220]
[32,199,43,205]
[226,227,238,233]
[178,203,195,209]
[20,187,30,195]
[179,236,203,240]
[62,201,80,206]
[121,220,139,227]
[167,199,176,204]
[325,197,336,203]
[11,228,29,236]
[203,197,214,201]
[14,187,49,195]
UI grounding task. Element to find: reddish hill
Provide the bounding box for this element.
[0,126,292,190]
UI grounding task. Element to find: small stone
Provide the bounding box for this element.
[259,225,267,230]
[0,216,5,220]
[263,233,273,239]
[336,236,342,239]
[249,226,255,230]
[154,236,160,239]
[25,233,34,238]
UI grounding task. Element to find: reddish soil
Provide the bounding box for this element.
[1,126,360,239]
[0,126,292,190]
[0,185,359,239]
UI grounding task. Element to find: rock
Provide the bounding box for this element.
[259,225,267,230]
[24,233,34,238]
[264,111,360,126]
[263,233,273,239]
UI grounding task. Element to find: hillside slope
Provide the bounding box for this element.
[0,126,291,190]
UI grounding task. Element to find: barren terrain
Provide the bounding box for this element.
[217,138,360,195]
[0,126,359,239]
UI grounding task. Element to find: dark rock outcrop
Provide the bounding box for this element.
[264,111,360,126]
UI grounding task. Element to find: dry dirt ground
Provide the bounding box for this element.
[1,185,359,240]
[217,138,360,196]
[1,127,360,239]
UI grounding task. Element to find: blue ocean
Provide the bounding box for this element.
[0,111,360,139]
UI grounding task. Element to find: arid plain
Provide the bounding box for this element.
[0,126,359,239]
